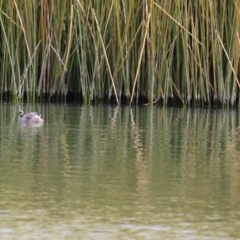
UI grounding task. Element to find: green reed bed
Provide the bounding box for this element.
[0,0,240,106]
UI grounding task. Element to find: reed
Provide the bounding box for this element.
[0,0,240,106]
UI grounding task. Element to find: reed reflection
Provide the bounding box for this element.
[129,107,149,202]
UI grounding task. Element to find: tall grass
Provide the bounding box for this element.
[0,0,240,106]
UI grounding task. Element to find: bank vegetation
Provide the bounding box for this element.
[0,0,239,106]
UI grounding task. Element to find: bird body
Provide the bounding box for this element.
[19,110,44,124]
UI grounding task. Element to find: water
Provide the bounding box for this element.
[0,103,240,239]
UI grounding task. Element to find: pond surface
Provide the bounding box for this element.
[0,103,240,239]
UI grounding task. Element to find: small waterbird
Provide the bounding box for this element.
[18,110,44,124]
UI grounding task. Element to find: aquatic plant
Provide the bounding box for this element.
[0,0,239,106]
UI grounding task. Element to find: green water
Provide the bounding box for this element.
[0,104,240,239]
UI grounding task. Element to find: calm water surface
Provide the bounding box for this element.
[0,104,240,239]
